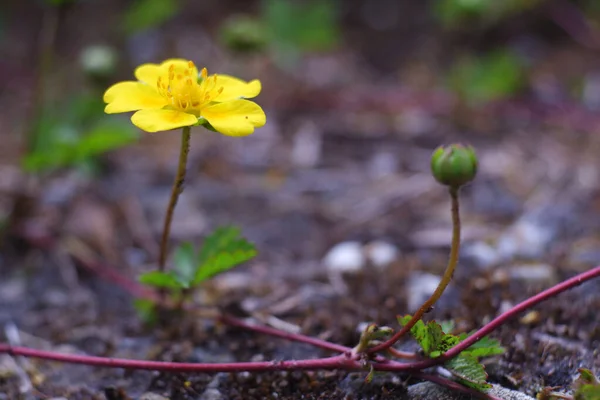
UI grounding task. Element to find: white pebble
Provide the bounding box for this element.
[323,241,366,273]
[365,240,399,269]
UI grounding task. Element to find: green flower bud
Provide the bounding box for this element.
[430,144,478,188]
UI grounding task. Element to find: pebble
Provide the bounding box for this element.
[407,381,536,400]
[406,272,442,312]
[323,241,366,273]
[198,389,224,400]
[139,394,169,400]
[365,240,399,269]
[291,122,322,168]
[461,241,500,270]
[504,263,557,286]
[497,219,553,261]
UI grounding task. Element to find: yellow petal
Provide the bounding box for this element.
[212,75,262,101]
[135,59,199,84]
[104,82,168,113]
[201,100,266,137]
[131,109,198,133]
[134,63,163,84]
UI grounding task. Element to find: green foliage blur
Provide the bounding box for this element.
[434,0,543,27]
[24,94,139,175]
[122,0,180,34]
[220,0,340,68]
[448,49,525,104]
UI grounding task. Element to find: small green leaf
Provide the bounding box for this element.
[193,226,257,284]
[173,242,196,288]
[445,354,492,390]
[139,271,182,289]
[456,333,505,358]
[398,315,456,357]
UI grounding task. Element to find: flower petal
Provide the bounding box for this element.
[131,109,198,133]
[104,82,168,113]
[212,75,262,101]
[135,59,199,84]
[201,100,266,136]
[134,63,163,84]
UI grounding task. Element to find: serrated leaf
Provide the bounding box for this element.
[445,354,492,390]
[456,333,505,358]
[193,226,257,284]
[139,270,182,289]
[398,315,458,358]
[172,242,196,288]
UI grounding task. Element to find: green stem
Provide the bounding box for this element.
[367,186,461,354]
[158,126,191,271]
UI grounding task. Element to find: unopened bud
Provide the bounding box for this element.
[430,144,478,188]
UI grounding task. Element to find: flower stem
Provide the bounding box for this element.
[158,126,191,271]
[368,186,461,354]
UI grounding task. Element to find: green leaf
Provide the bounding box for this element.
[139,270,182,289]
[456,332,505,358]
[122,0,179,34]
[574,369,600,400]
[76,120,139,160]
[398,315,457,358]
[576,384,600,400]
[194,226,257,284]
[445,354,492,390]
[172,242,196,288]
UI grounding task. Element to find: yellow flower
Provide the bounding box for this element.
[103,59,266,136]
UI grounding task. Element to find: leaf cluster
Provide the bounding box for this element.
[398,315,505,391]
[139,226,257,293]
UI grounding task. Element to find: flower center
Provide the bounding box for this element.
[156,61,223,113]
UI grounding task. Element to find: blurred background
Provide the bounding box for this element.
[1,0,600,397]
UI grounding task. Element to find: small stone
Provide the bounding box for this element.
[139,394,169,400]
[407,381,535,400]
[365,240,399,269]
[406,273,442,312]
[497,220,553,260]
[520,310,541,325]
[461,241,500,270]
[323,241,366,273]
[198,388,224,400]
[291,122,322,168]
[505,263,557,286]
